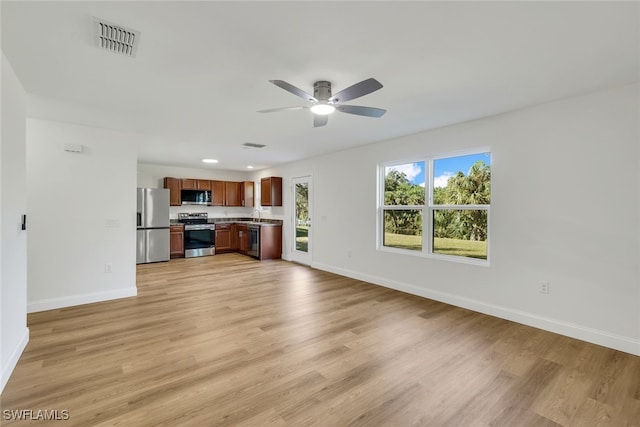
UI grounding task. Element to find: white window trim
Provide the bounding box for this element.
[377,148,491,266]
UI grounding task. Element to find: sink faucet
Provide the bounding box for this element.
[253,208,262,222]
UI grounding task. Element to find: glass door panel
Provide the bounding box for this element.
[291,176,312,264]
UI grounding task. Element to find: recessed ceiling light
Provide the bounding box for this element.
[246,165,254,169]
[202,158,218,164]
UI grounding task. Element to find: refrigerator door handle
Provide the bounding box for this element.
[137,212,142,227]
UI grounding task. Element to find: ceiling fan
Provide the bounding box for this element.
[258,78,386,127]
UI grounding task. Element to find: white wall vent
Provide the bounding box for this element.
[93,17,140,57]
[242,143,267,149]
[64,143,83,153]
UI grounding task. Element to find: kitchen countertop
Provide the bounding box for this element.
[217,221,281,227]
[170,218,282,227]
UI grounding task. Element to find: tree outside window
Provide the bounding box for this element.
[383,162,425,251]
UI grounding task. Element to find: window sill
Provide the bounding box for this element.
[377,245,490,267]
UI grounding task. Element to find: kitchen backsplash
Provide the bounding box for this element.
[169,205,281,220]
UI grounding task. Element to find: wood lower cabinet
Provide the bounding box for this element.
[169,222,280,261]
[261,177,283,207]
[259,225,282,260]
[234,224,249,254]
[164,177,182,206]
[215,223,232,253]
[169,225,184,258]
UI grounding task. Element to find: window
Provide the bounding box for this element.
[379,150,491,264]
[382,162,425,251]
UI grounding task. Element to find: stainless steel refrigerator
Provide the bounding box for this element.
[136,188,170,264]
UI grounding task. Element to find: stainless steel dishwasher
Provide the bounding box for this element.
[247,224,260,258]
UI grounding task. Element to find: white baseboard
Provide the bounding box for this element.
[311,262,640,357]
[1,327,29,393]
[27,287,137,313]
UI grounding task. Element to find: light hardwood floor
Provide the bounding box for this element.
[2,254,639,426]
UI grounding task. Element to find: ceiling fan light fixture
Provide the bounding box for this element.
[262,78,385,126]
[310,103,336,115]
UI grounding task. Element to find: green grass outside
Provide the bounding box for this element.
[294,227,486,259]
[384,232,487,260]
[296,226,308,252]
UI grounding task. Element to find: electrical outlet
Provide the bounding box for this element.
[539,281,549,294]
[105,263,112,273]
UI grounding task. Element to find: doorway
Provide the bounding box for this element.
[291,176,312,265]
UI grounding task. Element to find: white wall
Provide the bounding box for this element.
[1,52,29,392]
[27,119,138,312]
[256,83,640,356]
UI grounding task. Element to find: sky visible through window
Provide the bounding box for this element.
[387,153,490,188]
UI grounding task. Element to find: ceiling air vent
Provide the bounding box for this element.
[242,143,267,149]
[93,17,140,57]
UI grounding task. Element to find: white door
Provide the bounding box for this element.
[291,176,312,265]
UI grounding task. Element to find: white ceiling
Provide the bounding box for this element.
[2,1,638,171]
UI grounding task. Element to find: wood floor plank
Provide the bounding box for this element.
[1,253,639,426]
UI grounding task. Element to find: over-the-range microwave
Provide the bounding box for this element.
[181,189,211,205]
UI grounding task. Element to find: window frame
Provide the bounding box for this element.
[377,148,491,266]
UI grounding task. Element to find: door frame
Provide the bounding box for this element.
[290,175,312,265]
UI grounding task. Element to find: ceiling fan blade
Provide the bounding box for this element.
[313,114,328,127]
[257,106,307,113]
[270,80,317,102]
[336,105,386,118]
[329,78,383,103]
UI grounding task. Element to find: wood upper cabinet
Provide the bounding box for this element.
[169,225,184,258]
[181,178,197,190]
[164,177,182,206]
[210,180,225,206]
[241,181,254,207]
[261,177,283,207]
[225,181,242,207]
[197,180,211,190]
[164,176,252,208]
[211,181,246,207]
[181,179,210,190]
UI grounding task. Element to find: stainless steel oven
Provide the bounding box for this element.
[179,213,215,258]
[247,224,259,258]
